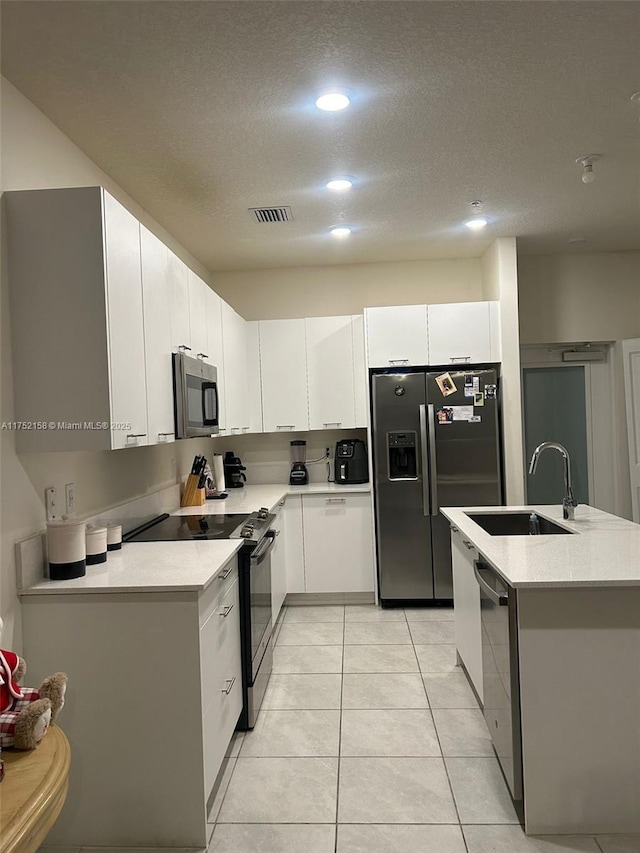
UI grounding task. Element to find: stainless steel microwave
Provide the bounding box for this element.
[172,351,219,439]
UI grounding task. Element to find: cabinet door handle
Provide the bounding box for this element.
[219,603,234,618]
[276,425,295,430]
[221,676,236,694]
[178,344,192,352]
[278,500,285,507]
[218,567,233,580]
[463,540,475,550]
[197,352,209,360]
[450,356,471,363]
[388,358,409,365]
[158,432,174,439]
[126,434,147,443]
[323,422,342,428]
[451,526,459,533]
[326,497,346,504]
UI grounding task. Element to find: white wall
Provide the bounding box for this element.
[482,238,524,504]
[518,253,640,345]
[209,259,483,320]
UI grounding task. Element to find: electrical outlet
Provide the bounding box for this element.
[65,483,75,515]
[45,487,58,522]
[325,447,331,458]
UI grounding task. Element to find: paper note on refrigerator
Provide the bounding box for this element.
[451,405,474,421]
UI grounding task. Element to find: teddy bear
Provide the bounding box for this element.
[0,617,67,750]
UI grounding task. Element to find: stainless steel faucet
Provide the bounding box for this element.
[528,441,578,520]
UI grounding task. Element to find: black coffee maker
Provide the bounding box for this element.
[223,451,247,489]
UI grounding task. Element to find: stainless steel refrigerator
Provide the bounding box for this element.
[372,368,503,604]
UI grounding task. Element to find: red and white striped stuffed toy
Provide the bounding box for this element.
[0,618,67,749]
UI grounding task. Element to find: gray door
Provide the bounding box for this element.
[372,372,434,601]
[426,368,503,598]
[523,366,589,505]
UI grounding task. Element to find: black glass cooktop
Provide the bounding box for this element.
[123,513,250,542]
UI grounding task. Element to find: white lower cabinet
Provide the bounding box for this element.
[271,499,287,626]
[200,574,242,795]
[302,493,375,593]
[21,558,241,849]
[284,494,306,593]
[451,528,483,702]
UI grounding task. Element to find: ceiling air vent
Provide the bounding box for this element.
[249,206,293,224]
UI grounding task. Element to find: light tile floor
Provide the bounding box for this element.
[40,604,640,853]
[209,604,640,853]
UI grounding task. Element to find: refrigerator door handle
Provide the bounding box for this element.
[427,404,439,516]
[419,404,430,517]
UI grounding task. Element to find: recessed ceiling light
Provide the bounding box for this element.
[330,226,352,238]
[465,218,488,231]
[315,92,350,111]
[326,177,354,192]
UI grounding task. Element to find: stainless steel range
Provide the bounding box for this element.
[123,508,276,729]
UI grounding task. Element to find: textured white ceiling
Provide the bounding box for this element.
[2,1,639,272]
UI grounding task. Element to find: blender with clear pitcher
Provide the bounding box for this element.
[289,440,309,485]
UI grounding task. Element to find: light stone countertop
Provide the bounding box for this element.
[174,482,371,517]
[441,503,640,588]
[20,483,371,596]
[19,539,243,595]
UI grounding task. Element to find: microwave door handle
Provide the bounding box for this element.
[201,381,218,427]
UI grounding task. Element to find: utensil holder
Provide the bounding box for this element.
[181,474,206,507]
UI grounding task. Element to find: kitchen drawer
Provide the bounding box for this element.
[200,577,240,715]
[202,657,242,797]
[198,557,238,628]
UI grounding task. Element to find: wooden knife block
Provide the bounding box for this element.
[181,474,206,507]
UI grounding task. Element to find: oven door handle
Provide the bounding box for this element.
[250,530,277,565]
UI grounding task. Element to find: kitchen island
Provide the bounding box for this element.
[441,504,640,836]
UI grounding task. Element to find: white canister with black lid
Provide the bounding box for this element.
[106,523,122,551]
[86,525,108,565]
[47,519,86,580]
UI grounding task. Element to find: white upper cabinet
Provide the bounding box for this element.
[205,288,226,431]
[352,314,368,428]
[306,315,356,431]
[427,301,493,365]
[365,304,429,368]
[221,301,249,434]
[102,193,149,449]
[245,321,263,433]
[187,270,209,360]
[259,319,309,433]
[140,225,175,445]
[167,249,191,353]
[6,187,149,451]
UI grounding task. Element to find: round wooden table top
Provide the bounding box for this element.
[0,724,71,853]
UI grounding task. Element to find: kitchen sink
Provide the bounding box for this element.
[465,512,574,536]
